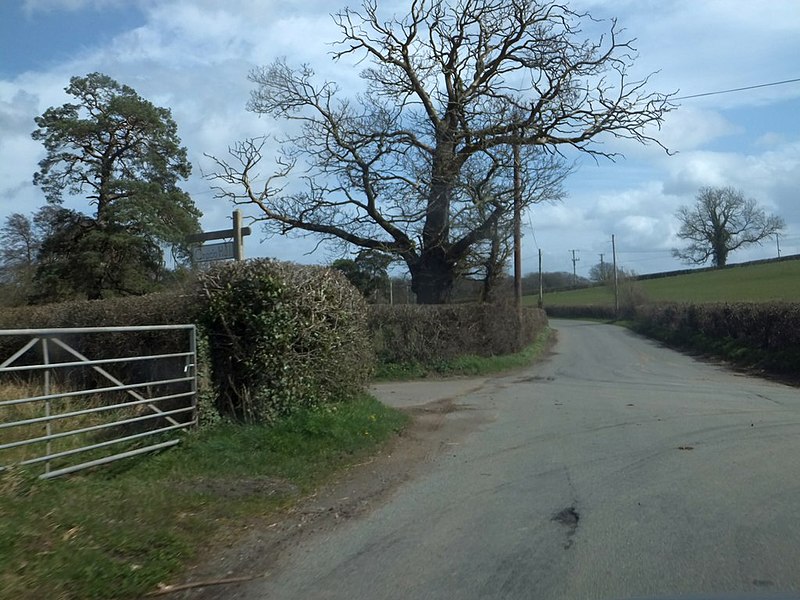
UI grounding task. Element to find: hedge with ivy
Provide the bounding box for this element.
[196,259,374,422]
[0,260,374,424]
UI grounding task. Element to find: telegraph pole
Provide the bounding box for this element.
[538,249,543,308]
[612,235,619,317]
[570,249,580,286]
[513,142,522,321]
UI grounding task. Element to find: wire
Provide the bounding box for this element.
[674,77,800,101]
[526,213,539,248]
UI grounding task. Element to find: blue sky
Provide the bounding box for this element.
[1,0,799,278]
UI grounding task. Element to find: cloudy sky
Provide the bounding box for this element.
[1,0,799,278]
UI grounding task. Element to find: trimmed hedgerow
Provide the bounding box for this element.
[0,293,203,428]
[0,261,375,424]
[0,292,197,379]
[634,302,800,374]
[368,302,547,366]
[196,259,374,423]
[544,304,618,320]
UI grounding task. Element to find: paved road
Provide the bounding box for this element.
[231,320,800,599]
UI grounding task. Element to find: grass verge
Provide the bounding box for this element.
[374,327,554,381]
[0,393,409,600]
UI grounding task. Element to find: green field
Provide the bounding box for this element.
[529,258,800,307]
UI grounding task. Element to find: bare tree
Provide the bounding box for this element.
[672,187,784,267]
[455,145,568,302]
[209,0,674,303]
[588,261,626,283]
[0,213,40,305]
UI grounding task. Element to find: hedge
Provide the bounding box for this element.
[196,260,374,422]
[369,302,547,366]
[635,302,800,374]
[0,260,375,424]
[544,305,618,320]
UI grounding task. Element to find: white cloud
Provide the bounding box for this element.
[22,0,130,15]
[663,141,800,205]
[3,0,800,275]
[755,132,787,148]
[658,107,741,152]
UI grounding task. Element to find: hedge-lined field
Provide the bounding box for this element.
[533,256,800,307]
[0,259,374,425]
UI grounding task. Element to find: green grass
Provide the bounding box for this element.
[0,394,409,600]
[0,381,150,470]
[532,285,615,307]
[532,257,800,307]
[374,327,553,381]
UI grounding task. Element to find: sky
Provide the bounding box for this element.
[1,0,799,279]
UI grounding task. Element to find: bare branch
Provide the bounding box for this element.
[213,0,674,302]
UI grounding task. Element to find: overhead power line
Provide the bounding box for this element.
[674,77,800,101]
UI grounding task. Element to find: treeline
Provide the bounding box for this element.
[1,73,200,307]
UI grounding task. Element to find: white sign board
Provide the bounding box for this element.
[193,241,235,263]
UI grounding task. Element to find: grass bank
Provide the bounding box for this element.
[374,327,553,381]
[0,393,409,599]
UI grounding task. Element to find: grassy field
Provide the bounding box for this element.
[531,258,800,307]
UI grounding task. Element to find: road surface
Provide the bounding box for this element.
[212,320,800,599]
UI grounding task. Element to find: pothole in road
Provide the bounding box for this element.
[552,506,580,549]
[552,506,580,528]
[677,446,694,451]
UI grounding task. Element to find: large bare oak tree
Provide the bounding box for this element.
[209,0,674,303]
[672,186,784,267]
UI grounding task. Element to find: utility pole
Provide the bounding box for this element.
[599,253,605,278]
[538,249,543,309]
[570,249,580,286]
[612,235,619,317]
[513,142,522,321]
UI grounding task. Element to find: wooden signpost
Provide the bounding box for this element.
[188,210,251,263]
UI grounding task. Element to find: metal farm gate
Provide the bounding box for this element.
[0,325,197,479]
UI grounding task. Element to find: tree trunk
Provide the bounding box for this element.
[409,248,455,304]
[411,133,465,304]
[481,222,502,303]
[712,238,729,267]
